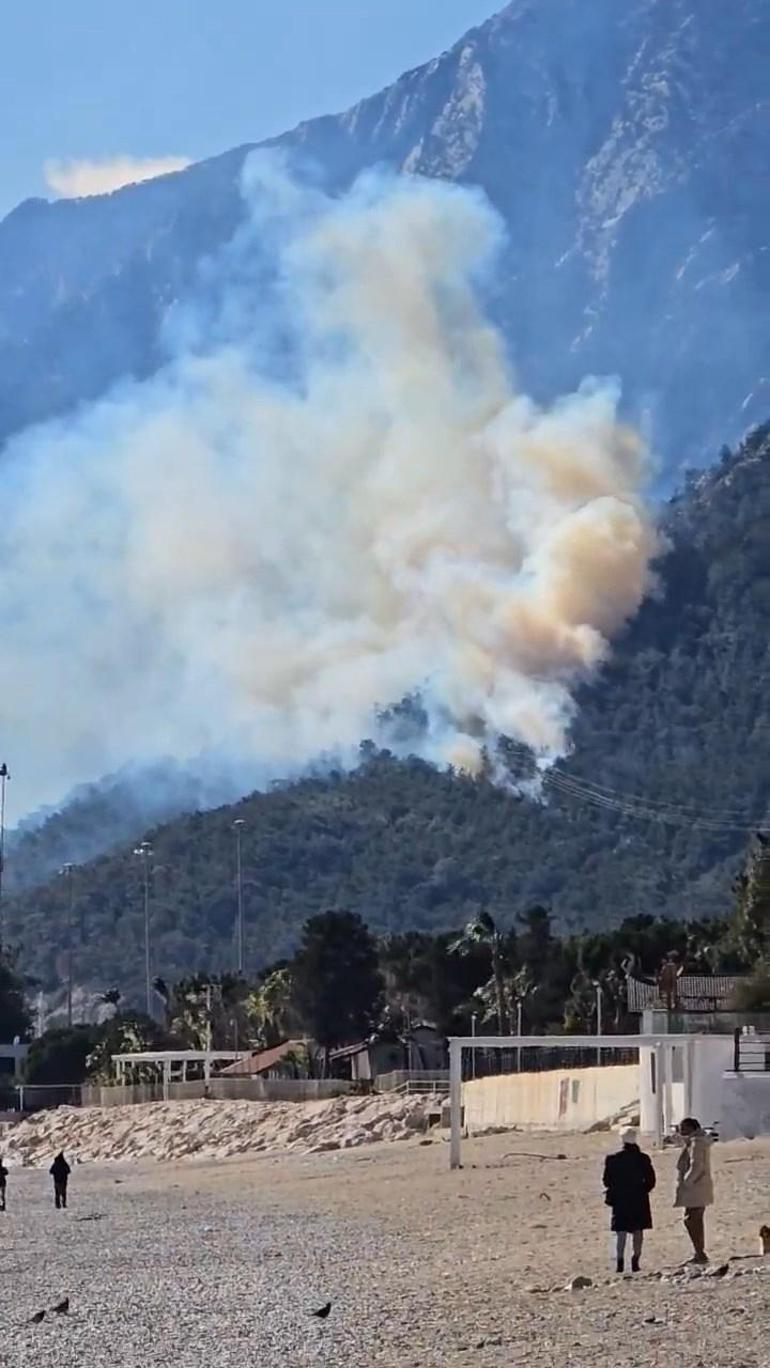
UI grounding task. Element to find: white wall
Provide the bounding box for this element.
[719,1073,770,1140]
[463,1063,639,1134]
[639,1037,735,1136]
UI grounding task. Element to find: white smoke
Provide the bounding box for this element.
[0,155,659,817]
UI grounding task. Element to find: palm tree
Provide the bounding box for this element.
[450,910,509,1034]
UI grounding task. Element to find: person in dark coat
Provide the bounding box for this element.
[50,1152,71,1209]
[0,1156,7,1211]
[602,1127,656,1272]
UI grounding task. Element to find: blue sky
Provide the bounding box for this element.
[0,0,500,217]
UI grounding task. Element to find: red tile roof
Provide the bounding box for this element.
[218,1040,306,1076]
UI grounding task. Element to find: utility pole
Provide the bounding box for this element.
[0,763,10,948]
[233,819,245,975]
[133,842,153,1017]
[60,863,75,1027]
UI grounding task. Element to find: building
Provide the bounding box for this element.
[330,1025,447,1083]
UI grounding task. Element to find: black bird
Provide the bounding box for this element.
[29,1310,46,1325]
[53,1298,69,1315]
[310,1303,332,1320]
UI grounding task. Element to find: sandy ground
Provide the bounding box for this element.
[2,1128,769,1367]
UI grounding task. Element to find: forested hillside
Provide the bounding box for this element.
[5,426,769,1001]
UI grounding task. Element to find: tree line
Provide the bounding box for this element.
[7,832,767,1091]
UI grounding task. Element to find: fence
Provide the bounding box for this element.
[733,1029,770,1072]
[80,1076,363,1107]
[462,1043,638,1080]
[375,1070,449,1094]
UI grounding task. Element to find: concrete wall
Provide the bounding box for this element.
[720,1073,770,1140]
[463,1063,639,1134]
[639,1037,736,1136]
[81,1077,361,1107]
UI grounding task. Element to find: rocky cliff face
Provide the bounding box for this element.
[0,0,767,467]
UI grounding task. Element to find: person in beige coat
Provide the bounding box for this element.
[674,1117,714,1264]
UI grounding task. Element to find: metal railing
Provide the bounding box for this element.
[375,1070,449,1094]
[733,1028,770,1072]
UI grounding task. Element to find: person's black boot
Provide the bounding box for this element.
[616,1258,624,1274]
[631,1255,640,1273]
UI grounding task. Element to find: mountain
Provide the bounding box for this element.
[1,0,768,465]
[6,425,769,1001]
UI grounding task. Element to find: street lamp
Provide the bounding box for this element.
[133,841,153,1017]
[470,1012,477,1079]
[233,819,245,976]
[59,863,76,1028]
[516,998,523,1073]
[0,763,10,947]
[593,979,603,1066]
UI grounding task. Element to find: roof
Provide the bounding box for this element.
[328,1041,370,1061]
[626,974,746,1014]
[218,1040,307,1077]
[112,1050,243,1064]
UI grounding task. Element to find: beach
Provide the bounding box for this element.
[3,1126,769,1367]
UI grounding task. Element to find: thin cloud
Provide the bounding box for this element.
[44,154,191,198]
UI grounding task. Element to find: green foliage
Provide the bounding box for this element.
[2,427,770,1001]
[291,910,384,1057]
[726,835,770,963]
[729,962,770,1012]
[0,949,32,1041]
[24,1024,101,1085]
[85,1012,174,1082]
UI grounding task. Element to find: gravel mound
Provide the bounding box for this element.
[2,1093,445,1165]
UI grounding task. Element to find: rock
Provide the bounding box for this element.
[566,1276,592,1291]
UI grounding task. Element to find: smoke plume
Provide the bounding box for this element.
[0,155,659,817]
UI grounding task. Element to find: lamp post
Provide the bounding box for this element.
[516,999,523,1073]
[0,763,10,947]
[233,819,245,975]
[59,863,75,1028]
[133,842,153,1017]
[470,1012,477,1079]
[593,980,603,1066]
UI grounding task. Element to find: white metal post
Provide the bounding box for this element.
[449,1038,462,1170]
[664,1042,674,1136]
[654,1042,666,1146]
[516,1001,522,1073]
[684,1038,695,1118]
[470,1014,477,1079]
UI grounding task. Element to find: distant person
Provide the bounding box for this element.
[50,1152,71,1210]
[602,1127,656,1273]
[674,1117,714,1264]
[0,1156,7,1211]
[658,954,683,1011]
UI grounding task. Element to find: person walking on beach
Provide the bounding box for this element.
[0,1156,7,1211]
[50,1152,71,1209]
[602,1127,656,1273]
[674,1117,714,1265]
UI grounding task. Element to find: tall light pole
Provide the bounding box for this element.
[516,999,523,1073]
[470,1012,477,1079]
[233,819,245,976]
[59,863,75,1028]
[593,979,603,1066]
[133,841,153,1017]
[0,763,10,948]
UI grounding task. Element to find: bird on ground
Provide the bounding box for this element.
[29,1310,46,1325]
[310,1303,332,1320]
[52,1298,69,1315]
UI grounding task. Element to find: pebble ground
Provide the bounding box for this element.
[2,1130,769,1367]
